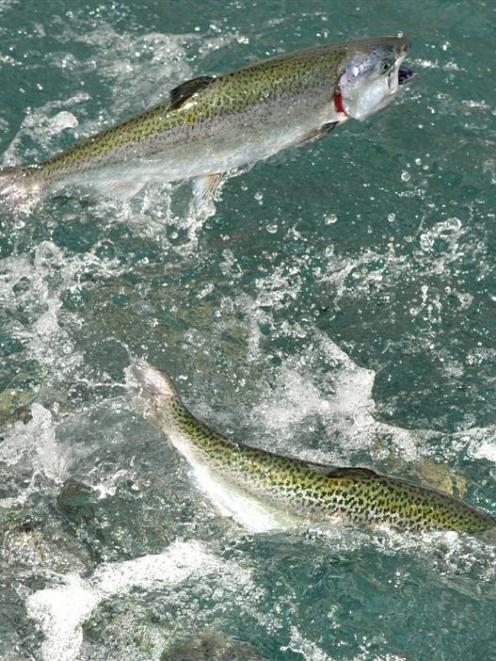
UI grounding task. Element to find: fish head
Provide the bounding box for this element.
[126,358,178,426]
[337,37,415,121]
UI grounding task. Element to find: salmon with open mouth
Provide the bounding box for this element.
[0,36,416,209]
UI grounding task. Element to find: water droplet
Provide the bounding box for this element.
[387,213,396,223]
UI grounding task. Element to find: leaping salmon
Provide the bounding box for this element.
[0,36,415,210]
[127,359,495,535]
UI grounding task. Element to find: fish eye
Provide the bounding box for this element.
[380,60,393,74]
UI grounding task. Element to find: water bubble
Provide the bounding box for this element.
[387,213,396,223]
[266,223,278,234]
[254,191,264,205]
[445,217,462,231]
[325,213,338,225]
[401,171,411,182]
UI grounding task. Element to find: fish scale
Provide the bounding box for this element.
[129,360,496,535]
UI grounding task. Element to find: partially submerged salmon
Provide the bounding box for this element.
[0,36,415,208]
[127,359,495,535]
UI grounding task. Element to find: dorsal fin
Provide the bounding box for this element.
[169,75,215,111]
[304,462,378,479]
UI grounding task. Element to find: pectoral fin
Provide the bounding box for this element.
[192,173,226,204]
[297,121,338,147]
[188,173,226,221]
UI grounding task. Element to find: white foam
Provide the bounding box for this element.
[48,110,79,133]
[254,331,421,462]
[92,539,221,596]
[1,242,74,372]
[255,367,334,431]
[281,626,330,661]
[26,574,100,661]
[0,240,123,382]
[26,540,229,661]
[467,435,496,463]
[1,93,89,167]
[0,403,70,498]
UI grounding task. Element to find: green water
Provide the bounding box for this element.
[1,0,496,659]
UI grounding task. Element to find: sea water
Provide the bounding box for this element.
[1,0,496,659]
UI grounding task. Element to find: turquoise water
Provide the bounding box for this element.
[1,0,496,658]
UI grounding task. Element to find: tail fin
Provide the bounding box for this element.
[0,166,43,211]
[125,358,177,421]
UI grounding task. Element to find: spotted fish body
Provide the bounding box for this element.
[128,360,495,535]
[1,36,415,205]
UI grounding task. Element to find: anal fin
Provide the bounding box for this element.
[192,173,225,203]
[92,179,145,200]
[191,173,226,219]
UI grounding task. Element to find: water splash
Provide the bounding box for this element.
[26,540,252,661]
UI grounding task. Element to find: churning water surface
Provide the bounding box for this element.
[1,1,496,659]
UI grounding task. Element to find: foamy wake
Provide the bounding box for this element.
[26,540,230,661]
[252,330,496,468]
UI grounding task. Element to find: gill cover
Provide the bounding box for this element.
[338,38,411,121]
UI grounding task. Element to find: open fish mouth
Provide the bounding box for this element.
[398,66,416,86]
